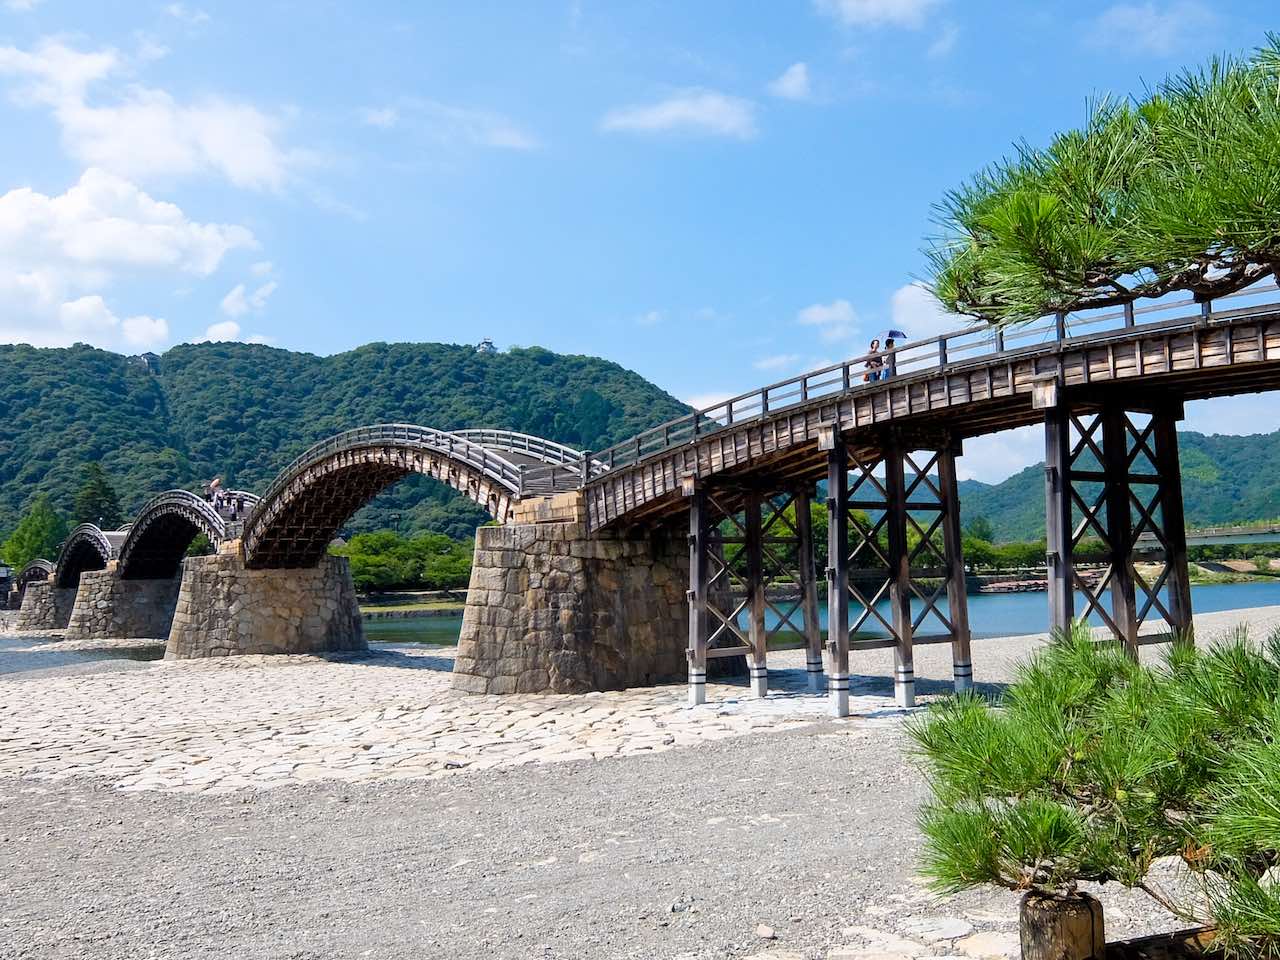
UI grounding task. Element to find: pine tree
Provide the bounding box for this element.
[72,462,123,528]
[1,495,69,569]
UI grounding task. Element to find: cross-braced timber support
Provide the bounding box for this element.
[685,483,823,705]
[1042,396,1193,652]
[822,429,973,717]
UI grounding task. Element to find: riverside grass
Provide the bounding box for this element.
[908,622,1280,957]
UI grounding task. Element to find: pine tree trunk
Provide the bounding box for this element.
[1020,891,1106,960]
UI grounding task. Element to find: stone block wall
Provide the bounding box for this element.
[166,551,366,658]
[14,582,76,631]
[65,570,182,640]
[452,521,690,694]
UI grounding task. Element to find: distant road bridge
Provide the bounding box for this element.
[15,286,1280,713]
[1138,522,1280,548]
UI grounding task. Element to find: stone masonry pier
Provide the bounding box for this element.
[14,581,76,631]
[166,548,365,659]
[65,567,182,641]
[452,503,689,695]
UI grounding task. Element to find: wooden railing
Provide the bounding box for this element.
[256,424,526,513]
[518,282,1280,497]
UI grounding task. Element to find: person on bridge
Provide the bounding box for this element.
[882,337,898,379]
[863,338,883,382]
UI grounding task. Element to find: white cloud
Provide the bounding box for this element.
[0,39,297,190]
[814,0,943,29]
[220,280,277,318]
[378,98,538,150]
[5,0,44,11]
[121,313,169,346]
[683,391,736,410]
[601,89,757,139]
[928,23,959,57]
[796,298,858,342]
[249,260,273,277]
[635,309,663,326]
[361,106,399,129]
[165,3,210,26]
[0,294,170,349]
[201,319,241,342]
[0,168,253,349]
[768,63,811,101]
[1089,2,1214,56]
[889,281,967,339]
[956,425,1043,483]
[754,353,802,371]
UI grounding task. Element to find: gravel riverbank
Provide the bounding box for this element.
[2,605,1278,960]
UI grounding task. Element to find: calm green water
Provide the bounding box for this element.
[365,580,1280,645]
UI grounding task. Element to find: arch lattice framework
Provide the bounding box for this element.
[116,490,248,580]
[54,524,119,589]
[242,425,581,569]
[15,558,53,599]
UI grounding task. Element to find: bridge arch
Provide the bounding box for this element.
[54,524,118,589]
[242,425,574,569]
[116,490,236,580]
[14,558,53,600]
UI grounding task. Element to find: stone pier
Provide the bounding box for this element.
[452,509,691,695]
[65,568,182,640]
[166,548,365,658]
[14,581,76,631]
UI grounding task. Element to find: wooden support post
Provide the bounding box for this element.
[794,484,824,692]
[686,488,709,706]
[745,493,768,698]
[1102,407,1139,656]
[937,438,973,693]
[884,438,915,708]
[1153,405,1193,643]
[825,440,851,718]
[1044,403,1075,633]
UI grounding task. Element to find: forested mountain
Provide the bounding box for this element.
[0,341,688,540]
[5,338,1278,546]
[959,430,1280,542]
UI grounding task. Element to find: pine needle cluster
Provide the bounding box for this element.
[929,36,1280,325]
[909,622,1280,955]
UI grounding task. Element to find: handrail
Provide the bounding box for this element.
[254,424,526,514]
[116,490,233,571]
[451,429,586,466]
[54,523,116,585]
[520,282,1280,494]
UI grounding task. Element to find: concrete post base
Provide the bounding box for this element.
[166,552,365,658]
[805,655,824,692]
[65,570,181,640]
[14,582,76,631]
[452,521,690,695]
[829,674,850,718]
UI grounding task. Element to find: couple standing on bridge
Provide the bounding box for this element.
[862,330,904,383]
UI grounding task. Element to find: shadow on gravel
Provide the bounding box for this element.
[688,664,1008,701]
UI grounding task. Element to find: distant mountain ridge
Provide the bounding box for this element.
[958,430,1280,542]
[0,340,689,540]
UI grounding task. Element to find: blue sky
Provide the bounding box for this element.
[0,0,1275,482]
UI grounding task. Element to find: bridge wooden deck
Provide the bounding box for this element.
[582,301,1280,531]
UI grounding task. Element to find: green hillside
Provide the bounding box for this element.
[0,341,688,541]
[959,430,1280,542]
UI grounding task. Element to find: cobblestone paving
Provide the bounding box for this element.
[0,635,914,795]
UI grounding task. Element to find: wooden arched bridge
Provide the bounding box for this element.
[12,288,1280,713]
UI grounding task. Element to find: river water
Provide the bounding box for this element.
[364,579,1280,645]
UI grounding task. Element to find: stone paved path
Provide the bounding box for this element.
[0,636,914,795]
